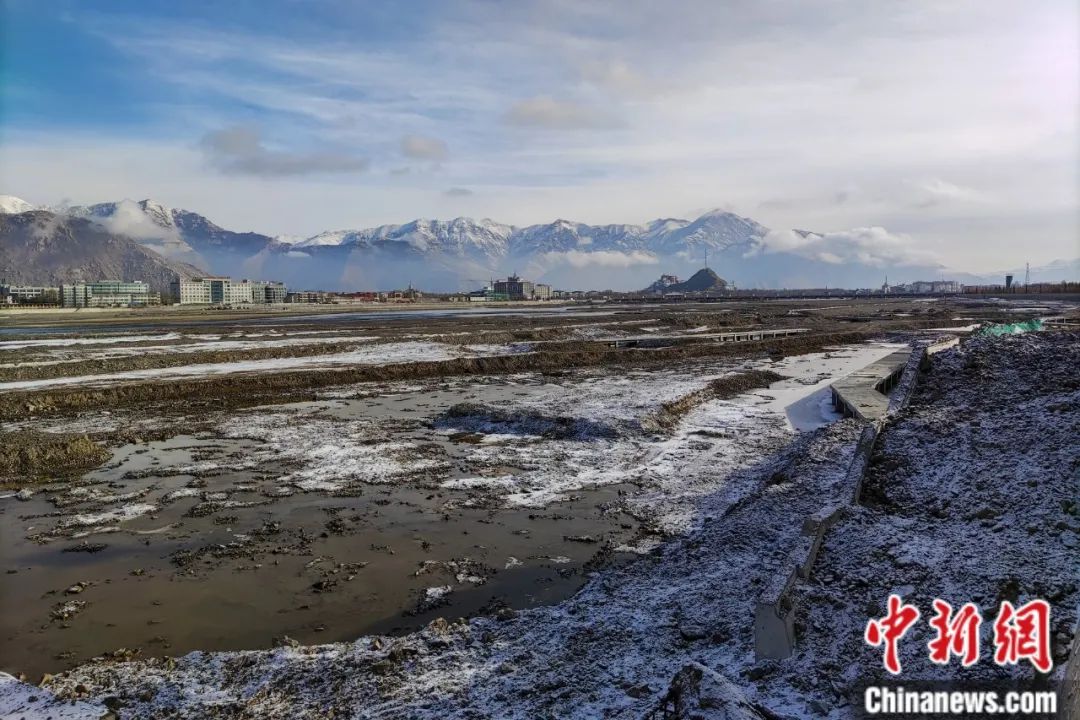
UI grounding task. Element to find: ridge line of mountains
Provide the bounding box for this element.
[0,195,1075,293]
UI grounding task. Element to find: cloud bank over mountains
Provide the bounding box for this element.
[3,194,1075,292]
[2,1,1074,273]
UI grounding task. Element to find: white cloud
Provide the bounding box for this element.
[401,134,448,161]
[540,249,659,269]
[909,178,984,207]
[504,96,618,130]
[200,126,368,177]
[753,227,940,267]
[579,59,669,99]
[2,0,1076,272]
[95,198,180,242]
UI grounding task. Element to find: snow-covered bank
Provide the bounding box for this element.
[0,334,379,368]
[0,341,531,391]
[761,331,1080,706]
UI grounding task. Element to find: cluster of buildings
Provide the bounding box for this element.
[881,279,962,295]
[280,288,424,304]
[171,277,287,305]
[1,283,57,305]
[2,276,431,308]
[464,275,553,302]
[1,281,161,307]
[172,277,428,305]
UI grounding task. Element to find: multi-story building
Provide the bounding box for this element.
[250,280,287,304]
[226,279,254,305]
[387,287,423,302]
[534,283,552,300]
[60,281,160,308]
[173,278,213,304]
[286,290,335,304]
[172,277,286,305]
[889,280,962,295]
[908,280,962,294]
[0,284,59,304]
[493,274,535,300]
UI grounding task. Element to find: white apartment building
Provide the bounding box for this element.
[171,277,287,305]
[60,281,159,308]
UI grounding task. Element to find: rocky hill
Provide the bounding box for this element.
[643,268,729,294]
[0,211,204,292]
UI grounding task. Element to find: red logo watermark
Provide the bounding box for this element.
[865,595,1052,675]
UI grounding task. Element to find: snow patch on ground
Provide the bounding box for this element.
[218,412,449,492]
[0,341,525,391]
[60,503,158,529]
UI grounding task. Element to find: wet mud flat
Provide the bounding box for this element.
[2,299,1066,715]
[1,381,649,680]
[19,332,1077,719]
[0,338,910,683]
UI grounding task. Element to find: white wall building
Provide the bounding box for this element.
[172,277,286,305]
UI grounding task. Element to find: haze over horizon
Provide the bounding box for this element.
[1,0,1077,274]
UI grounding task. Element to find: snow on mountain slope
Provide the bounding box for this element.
[299,217,513,258]
[51,199,769,269]
[0,195,36,214]
[10,195,991,290]
[648,209,767,255]
[509,220,654,256]
[0,211,205,292]
[67,199,279,267]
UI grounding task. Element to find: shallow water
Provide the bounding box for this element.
[0,384,643,680]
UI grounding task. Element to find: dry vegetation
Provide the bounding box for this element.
[0,431,110,484]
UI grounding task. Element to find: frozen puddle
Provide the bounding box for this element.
[740,342,908,431]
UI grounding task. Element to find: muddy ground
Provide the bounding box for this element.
[0,297,1075,719]
[15,325,1075,720]
[0,296,1043,425]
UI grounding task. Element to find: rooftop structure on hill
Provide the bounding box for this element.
[644,268,729,295]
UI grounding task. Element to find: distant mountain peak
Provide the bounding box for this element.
[0,211,204,292]
[0,195,36,214]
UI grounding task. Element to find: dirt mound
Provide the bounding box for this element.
[437,403,626,440]
[0,431,109,483]
[645,369,784,432]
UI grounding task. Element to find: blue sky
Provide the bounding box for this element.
[1,0,1077,271]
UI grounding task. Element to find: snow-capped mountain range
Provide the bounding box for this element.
[1,194,1075,291]
[290,212,765,257]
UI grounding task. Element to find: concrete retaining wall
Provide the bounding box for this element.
[604,327,808,349]
[753,337,955,660]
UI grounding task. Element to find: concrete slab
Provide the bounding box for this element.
[829,349,911,421]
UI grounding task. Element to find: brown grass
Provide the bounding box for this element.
[0,432,110,484]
